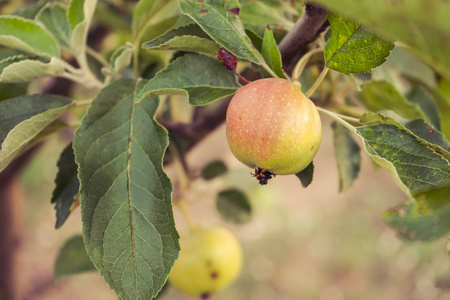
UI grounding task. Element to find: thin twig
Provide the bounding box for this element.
[305,66,329,97]
[86,46,110,68]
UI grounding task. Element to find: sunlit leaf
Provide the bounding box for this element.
[314,0,450,80]
[0,55,64,83]
[0,16,60,58]
[67,0,97,54]
[261,26,286,79]
[0,94,72,172]
[325,12,394,74]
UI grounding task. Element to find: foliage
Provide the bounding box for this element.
[0,0,449,299]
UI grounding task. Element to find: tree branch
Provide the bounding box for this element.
[278,2,329,75]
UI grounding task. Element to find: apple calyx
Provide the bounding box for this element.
[251,167,276,185]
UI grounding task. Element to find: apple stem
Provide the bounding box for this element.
[168,141,198,230]
[291,47,323,82]
[305,66,329,98]
[316,106,359,132]
[175,200,197,231]
[235,71,250,84]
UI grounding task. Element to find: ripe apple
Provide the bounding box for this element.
[226,78,322,182]
[168,225,242,298]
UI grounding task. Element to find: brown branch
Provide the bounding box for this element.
[278,2,329,75]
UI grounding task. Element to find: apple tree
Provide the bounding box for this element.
[0,0,449,299]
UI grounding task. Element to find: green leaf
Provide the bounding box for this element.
[383,198,450,241]
[138,53,240,106]
[0,55,64,83]
[295,162,314,188]
[260,26,286,79]
[201,160,228,180]
[313,0,450,80]
[240,1,294,37]
[331,122,361,192]
[108,43,134,75]
[142,23,220,57]
[325,12,394,74]
[406,86,441,130]
[73,79,179,300]
[132,0,173,39]
[358,80,429,122]
[0,16,60,58]
[67,0,97,54]
[54,235,96,278]
[245,28,263,52]
[216,188,251,224]
[361,113,450,157]
[357,113,450,196]
[377,47,436,89]
[178,0,263,64]
[52,143,80,229]
[35,3,72,51]
[12,2,47,19]
[0,94,72,172]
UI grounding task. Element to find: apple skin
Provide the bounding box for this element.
[168,225,242,297]
[226,78,322,175]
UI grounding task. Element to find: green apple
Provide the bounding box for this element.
[226,78,322,179]
[169,225,242,297]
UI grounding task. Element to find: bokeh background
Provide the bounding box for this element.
[7,116,450,300]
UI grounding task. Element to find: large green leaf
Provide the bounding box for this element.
[178,0,263,64]
[358,80,429,122]
[73,79,179,300]
[331,121,361,192]
[35,3,72,51]
[67,0,97,54]
[325,12,394,74]
[0,94,72,172]
[357,113,450,196]
[142,23,219,57]
[52,143,80,229]
[138,54,240,106]
[0,55,64,83]
[314,0,450,80]
[54,235,96,278]
[0,16,60,58]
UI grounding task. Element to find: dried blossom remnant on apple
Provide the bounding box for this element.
[226,78,322,184]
